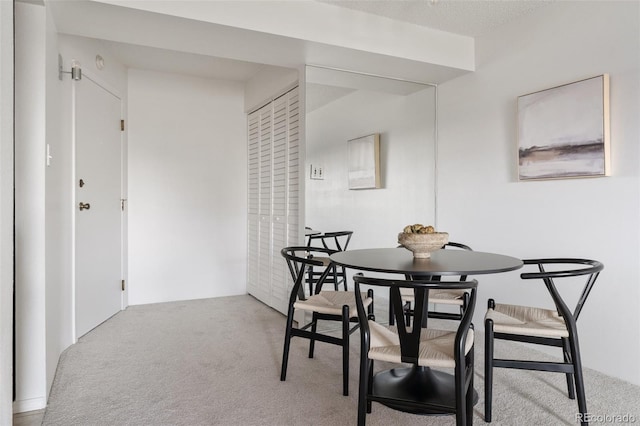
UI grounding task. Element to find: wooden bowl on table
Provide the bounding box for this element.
[398,231,449,259]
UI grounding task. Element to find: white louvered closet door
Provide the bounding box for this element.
[247,87,300,314]
[247,106,263,302]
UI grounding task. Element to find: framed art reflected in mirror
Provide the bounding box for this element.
[348,133,380,189]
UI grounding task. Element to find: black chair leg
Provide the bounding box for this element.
[367,360,374,413]
[308,312,317,359]
[455,353,466,426]
[562,337,576,399]
[466,348,474,425]
[281,306,296,381]
[342,305,350,396]
[357,355,370,426]
[484,317,494,423]
[569,335,588,426]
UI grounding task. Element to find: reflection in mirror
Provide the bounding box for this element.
[305,66,437,250]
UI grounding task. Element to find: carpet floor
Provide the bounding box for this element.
[42,295,640,425]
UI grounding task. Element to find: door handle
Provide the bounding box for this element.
[79,202,91,211]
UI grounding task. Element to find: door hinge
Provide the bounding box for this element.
[121,199,126,211]
[121,119,125,131]
[121,279,125,291]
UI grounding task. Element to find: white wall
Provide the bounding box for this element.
[15,2,47,412]
[128,69,247,305]
[0,0,14,421]
[44,33,128,406]
[43,8,69,403]
[306,86,437,250]
[13,3,67,411]
[438,1,640,385]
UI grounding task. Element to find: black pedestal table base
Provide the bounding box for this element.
[372,366,478,415]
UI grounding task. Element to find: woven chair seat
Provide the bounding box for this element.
[367,321,474,368]
[311,256,332,266]
[399,288,466,306]
[294,291,372,317]
[486,303,569,338]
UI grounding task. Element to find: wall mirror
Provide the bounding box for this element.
[304,65,437,250]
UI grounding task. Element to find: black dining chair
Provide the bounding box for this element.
[484,258,603,426]
[304,226,320,246]
[306,231,353,291]
[280,246,373,396]
[390,242,473,326]
[354,273,478,426]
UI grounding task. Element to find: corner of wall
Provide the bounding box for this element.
[0,0,15,422]
[244,66,298,113]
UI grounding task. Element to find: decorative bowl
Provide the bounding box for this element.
[398,232,449,259]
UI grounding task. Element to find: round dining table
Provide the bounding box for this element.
[330,247,523,415]
[330,247,523,277]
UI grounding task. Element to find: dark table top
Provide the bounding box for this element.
[330,247,523,276]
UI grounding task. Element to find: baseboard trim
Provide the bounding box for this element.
[13,396,46,413]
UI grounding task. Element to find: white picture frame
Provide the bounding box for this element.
[517,74,610,180]
[348,133,380,189]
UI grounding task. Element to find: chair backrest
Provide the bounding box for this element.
[353,274,478,364]
[308,231,353,252]
[443,242,472,281]
[281,246,338,300]
[521,258,603,322]
[443,241,472,251]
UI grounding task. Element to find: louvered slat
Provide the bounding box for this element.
[247,109,262,299]
[287,87,300,247]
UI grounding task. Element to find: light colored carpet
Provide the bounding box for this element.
[42,295,640,425]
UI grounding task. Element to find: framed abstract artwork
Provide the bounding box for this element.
[348,133,380,189]
[517,74,610,180]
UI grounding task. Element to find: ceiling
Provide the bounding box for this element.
[62,0,554,82]
[306,64,436,111]
[100,39,280,82]
[319,0,553,38]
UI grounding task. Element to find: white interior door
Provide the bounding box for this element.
[73,74,122,339]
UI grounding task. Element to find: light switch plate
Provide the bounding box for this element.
[310,164,324,180]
